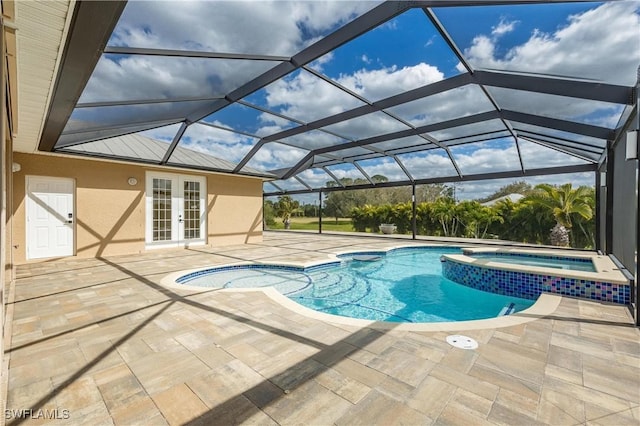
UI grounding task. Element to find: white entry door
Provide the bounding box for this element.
[26,176,75,260]
[145,172,206,248]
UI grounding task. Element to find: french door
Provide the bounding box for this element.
[145,172,206,248]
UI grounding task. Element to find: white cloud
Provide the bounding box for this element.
[262,62,444,128]
[430,119,507,141]
[297,168,335,188]
[179,122,257,163]
[139,123,183,142]
[487,86,623,128]
[84,1,381,102]
[280,130,349,150]
[174,121,309,171]
[265,70,364,122]
[451,2,640,130]
[397,150,458,178]
[78,1,631,182]
[322,111,410,140]
[462,2,640,85]
[111,1,380,56]
[451,142,521,175]
[381,19,398,31]
[325,165,367,181]
[338,62,444,100]
[247,142,308,171]
[80,55,276,103]
[584,112,626,129]
[290,141,595,198]
[308,52,334,72]
[491,18,518,37]
[518,139,590,168]
[386,85,494,127]
[356,158,408,181]
[424,35,437,48]
[269,178,307,191]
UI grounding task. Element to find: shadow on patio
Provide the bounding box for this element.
[5,234,640,425]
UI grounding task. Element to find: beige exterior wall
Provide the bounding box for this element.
[208,174,264,245]
[11,153,264,263]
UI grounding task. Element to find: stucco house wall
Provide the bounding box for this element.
[11,152,263,263]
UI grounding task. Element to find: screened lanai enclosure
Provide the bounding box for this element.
[39,0,639,322]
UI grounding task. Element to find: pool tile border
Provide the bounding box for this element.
[442,255,630,304]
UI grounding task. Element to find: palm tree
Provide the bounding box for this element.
[525,183,593,246]
[274,195,300,229]
[455,201,503,239]
[430,197,459,237]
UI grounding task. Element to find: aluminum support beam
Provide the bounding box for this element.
[261,73,473,143]
[264,163,597,196]
[104,46,290,62]
[186,1,412,124]
[352,162,375,185]
[318,192,323,234]
[280,111,500,180]
[473,70,634,105]
[39,1,128,151]
[423,8,473,74]
[267,182,284,193]
[57,118,183,142]
[501,110,614,140]
[412,183,417,240]
[392,155,414,182]
[233,73,472,172]
[515,131,603,156]
[76,96,225,109]
[512,128,605,150]
[425,7,525,172]
[322,167,345,188]
[161,122,188,164]
[293,176,313,191]
[280,153,315,180]
[315,111,501,155]
[409,1,597,7]
[236,100,306,125]
[55,118,184,149]
[519,136,598,163]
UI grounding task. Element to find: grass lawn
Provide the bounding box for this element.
[266,216,354,232]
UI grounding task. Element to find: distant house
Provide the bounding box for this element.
[481,193,525,207]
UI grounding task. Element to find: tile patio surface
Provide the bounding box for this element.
[5,232,640,425]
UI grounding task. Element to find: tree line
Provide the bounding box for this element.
[265,180,595,248]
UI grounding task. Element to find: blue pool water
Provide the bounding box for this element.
[179,247,535,323]
[471,253,595,272]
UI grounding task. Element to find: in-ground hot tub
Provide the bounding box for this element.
[440,248,630,304]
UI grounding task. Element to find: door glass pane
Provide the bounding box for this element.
[153,178,172,241]
[183,180,201,240]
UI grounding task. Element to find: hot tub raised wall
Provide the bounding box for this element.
[441,255,630,304]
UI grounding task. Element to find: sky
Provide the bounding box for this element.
[67,0,640,200]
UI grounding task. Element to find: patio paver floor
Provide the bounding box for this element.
[5,232,639,425]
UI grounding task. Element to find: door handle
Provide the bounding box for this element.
[67,213,73,224]
[178,214,183,223]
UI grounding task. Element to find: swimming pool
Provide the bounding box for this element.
[178,247,535,323]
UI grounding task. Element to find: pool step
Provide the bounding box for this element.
[351,255,382,262]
